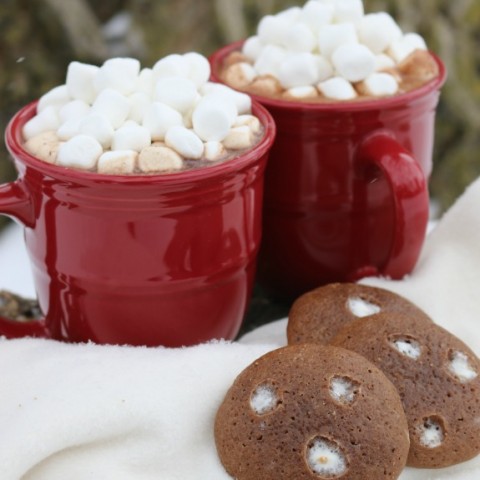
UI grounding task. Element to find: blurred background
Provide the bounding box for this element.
[1,0,480,235]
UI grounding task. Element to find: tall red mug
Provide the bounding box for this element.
[210,42,447,299]
[0,101,276,347]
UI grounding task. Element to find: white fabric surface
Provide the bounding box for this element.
[1,179,480,479]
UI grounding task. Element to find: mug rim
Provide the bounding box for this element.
[209,40,448,112]
[5,99,276,185]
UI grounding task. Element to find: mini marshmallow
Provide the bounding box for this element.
[250,385,278,415]
[318,23,358,59]
[66,62,99,104]
[254,45,288,77]
[234,114,262,134]
[183,52,211,88]
[57,118,82,141]
[138,144,183,172]
[128,91,151,124]
[419,418,445,449]
[136,68,155,96]
[223,62,258,90]
[307,437,348,477]
[332,43,376,82]
[78,113,115,149]
[299,1,334,32]
[362,72,399,96]
[358,13,403,54]
[58,100,90,123]
[315,55,334,82]
[333,0,364,23]
[222,126,253,150]
[165,126,204,159]
[112,122,151,152]
[204,141,227,162]
[348,297,381,317]
[37,85,70,113]
[97,150,137,175]
[23,106,60,140]
[153,54,189,80]
[278,53,320,89]
[448,351,478,383]
[143,102,184,141]
[155,76,198,114]
[57,134,102,170]
[23,131,61,164]
[283,85,319,100]
[388,33,428,63]
[248,75,283,97]
[318,77,357,100]
[93,57,141,95]
[192,96,236,142]
[201,83,252,115]
[375,53,396,71]
[242,36,264,62]
[282,23,316,53]
[257,15,292,46]
[91,88,130,129]
[276,6,302,22]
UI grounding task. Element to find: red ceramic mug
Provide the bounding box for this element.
[0,101,275,347]
[211,42,447,299]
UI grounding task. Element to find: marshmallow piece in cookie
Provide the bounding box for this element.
[78,113,115,149]
[299,1,334,32]
[358,13,403,54]
[155,76,198,114]
[37,85,70,113]
[278,53,320,89]
[192,97,236,142]
[165,126,204,159]
[128,91,151,124]
[66,62,99,104]
[282,23,316,53]
[204,141,227,162]
[242,36,264,62]
[333,0,364,23]
[58,100,90,123]
[361,73,399,96]
[183,52,211,88]
[318,77,357,101]
[223,126,253,150]
[57,134,102,170]
[388,33,428,63]
[98,150,137,175]
[143,102,184,142]
[23,106,60,140]
[254,45,288,78]
[223,62,258,90]
[318,23,358,59]
[153,54,189,80]
[139,144,183,173]
[94,57,141,96]
[24,131,61,164]
[112,122,151,152]
[91,88,130,129]
[332,44,376,82]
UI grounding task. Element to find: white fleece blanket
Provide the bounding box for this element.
[1,179,480,480]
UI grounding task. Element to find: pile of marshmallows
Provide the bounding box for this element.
[233,0,429,100]
[22,53,262,174]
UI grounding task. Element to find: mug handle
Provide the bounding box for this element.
[0,181,48,338]
[351,131,429,280]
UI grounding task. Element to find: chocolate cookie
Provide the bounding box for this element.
[331,313,480,468]
[215,344,410,480]
[287,283,432,346]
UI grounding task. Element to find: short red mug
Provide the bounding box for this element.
[211,42,447,299]
[0,101,275,347]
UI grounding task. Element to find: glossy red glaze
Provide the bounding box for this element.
[210,42,447,299]
[0,101,276,346]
